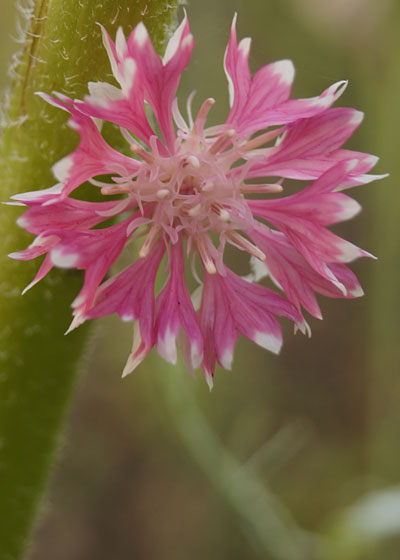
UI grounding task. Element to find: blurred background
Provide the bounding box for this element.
[1,0,399,559]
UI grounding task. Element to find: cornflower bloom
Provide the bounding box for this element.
[9,14,385,388]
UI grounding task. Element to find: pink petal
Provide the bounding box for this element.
[127,15,194,149]
[155,239,203,368]
[8,235,57,261]
[224,19,347,136]
[223,14,252,119]
[254,160,362,225]
[199,267,303,380]
[85,242,165,375]
[239,81,348,135]
[74,26,157,144]
[244,108,368,180]
[249,227,363,318]
[38,93,140,198]
[86,241,165,337]
[16,198,129,235]
[198,272,237,384]
[50,217,138,315]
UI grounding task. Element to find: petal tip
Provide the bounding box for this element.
[254,331,282,354]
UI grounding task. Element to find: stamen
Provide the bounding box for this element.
[209,129,235,155]
[139,224,160,258]
[192,98,215,135]
[240,128,284,152]
[101,185,130,195]
[226,231,266,262]
[240,183,283,194]
[130,142,153,164]
[197,236,217,274]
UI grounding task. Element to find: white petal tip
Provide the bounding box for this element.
[190,344,203,370]
[349,111,364,125]
[220,349,233,370]
[52,156,73,182]
[121,367,131,379]
[295,321,312,338]
[238,37,251,55]
[21,281,37,295]
[8,252,23,260]
[121,314,134,322]
[64,315,85,335]
[204,371,214,391]
[337,198,361,220]
[182,34,194,50]
[51,248,79,268]
[350,285,364,297]
[253,331,282,354]
[16,215,29,227]
[273,60,295,84]
[134,22,149,47]
[121,346,147,377]
[3,200,25,206]
[365,155,379,167]
[157,329,178,365]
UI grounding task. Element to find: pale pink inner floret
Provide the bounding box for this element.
[110,96,278,275]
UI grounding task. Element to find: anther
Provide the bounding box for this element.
[156,189,170,200]
[200,181,213,192]
[185,155,201,169]
[188,203,202,216]
[219,209,230,222]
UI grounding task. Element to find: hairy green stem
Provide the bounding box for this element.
[0,2,180,559]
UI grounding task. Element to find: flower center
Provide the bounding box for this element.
[103,97,284,273]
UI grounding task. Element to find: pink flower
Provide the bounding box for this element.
[9,14,385,388]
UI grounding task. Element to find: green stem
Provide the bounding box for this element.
[153,360,316,560]
[0,3,180,559]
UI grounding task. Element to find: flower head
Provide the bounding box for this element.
[9,14,385,387]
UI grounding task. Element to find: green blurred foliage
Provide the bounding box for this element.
[1,0,399,559]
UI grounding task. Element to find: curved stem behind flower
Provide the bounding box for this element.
[153,357,316,560]
[0,2,181,559]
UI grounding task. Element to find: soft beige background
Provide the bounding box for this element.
[1,0,399,558]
